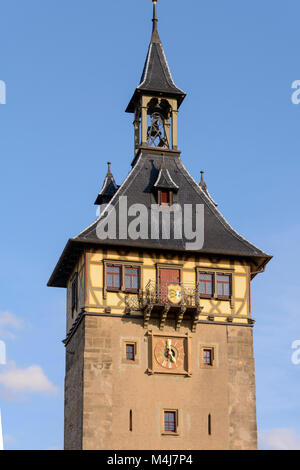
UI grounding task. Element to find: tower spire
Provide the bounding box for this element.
[126,0,185,114]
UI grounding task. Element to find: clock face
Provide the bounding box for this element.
[154,338,185,370]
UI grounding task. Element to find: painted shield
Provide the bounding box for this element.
[168,285,182,304]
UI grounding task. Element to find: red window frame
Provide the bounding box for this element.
[164,411,177,433]
[126,344,135,361]
[160,190,170,205]
[106,265,121,291]
[216,274,231,299]
[124,266,139,292]
[199,272,214,298]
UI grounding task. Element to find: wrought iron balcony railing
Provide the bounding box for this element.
[142,280,201,308]
[125,280,203,332]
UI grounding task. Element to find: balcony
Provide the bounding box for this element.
[125,280,203,332]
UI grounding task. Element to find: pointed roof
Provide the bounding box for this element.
[126,1,185,113]
[199,171,218,207]
[153,156,179,190]
[94,162,118,205]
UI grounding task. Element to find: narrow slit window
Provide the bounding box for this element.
[71,273,78,316]
[129,410,133,432]
[208,414,212,435]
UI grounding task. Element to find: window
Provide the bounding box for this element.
[105,263,140,293]
[164,411,177,433]
[126,343,135,361]
[198,270,232,300]
[203,349,213,366]
[125,267,139,292]
[216,274,231,298]
[71,273,78,316]
[106,265,121,290]
[199,272,214,297]
[200,346,216,369]
[160,190,170,205]
[123,341,138,364]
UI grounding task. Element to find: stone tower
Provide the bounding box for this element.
[48,1,271,450]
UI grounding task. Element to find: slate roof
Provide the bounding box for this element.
[47,5,271,289]
[48,151,271,287]
[126,13,185,113]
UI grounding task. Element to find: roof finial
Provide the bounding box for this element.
[152,0,158,32]
[200,170,208,191]
[107,161,112,176]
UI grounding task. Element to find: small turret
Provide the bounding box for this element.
[94,162,118,210]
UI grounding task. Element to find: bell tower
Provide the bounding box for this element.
[126,0,185,154]
[48,0,271,451]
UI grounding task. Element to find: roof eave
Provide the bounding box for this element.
[125,89,186,114]
[48,236,272,288]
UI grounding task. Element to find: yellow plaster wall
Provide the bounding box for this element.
[67,248,251,332]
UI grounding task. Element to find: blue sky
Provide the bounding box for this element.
[0,0,299,450]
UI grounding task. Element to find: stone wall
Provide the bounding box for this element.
[82,316,113,450]
[227,326,257,450]
[64,319,85,450]
[64,316,258,450]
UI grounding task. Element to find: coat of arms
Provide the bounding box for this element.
[167,285,182,304]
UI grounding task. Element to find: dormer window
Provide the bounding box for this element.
[153,157,179,207]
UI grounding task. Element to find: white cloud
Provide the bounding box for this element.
[259,428,300,450]
[3,434,16,445]
[0,362,58,395]
[0,311,23,339]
